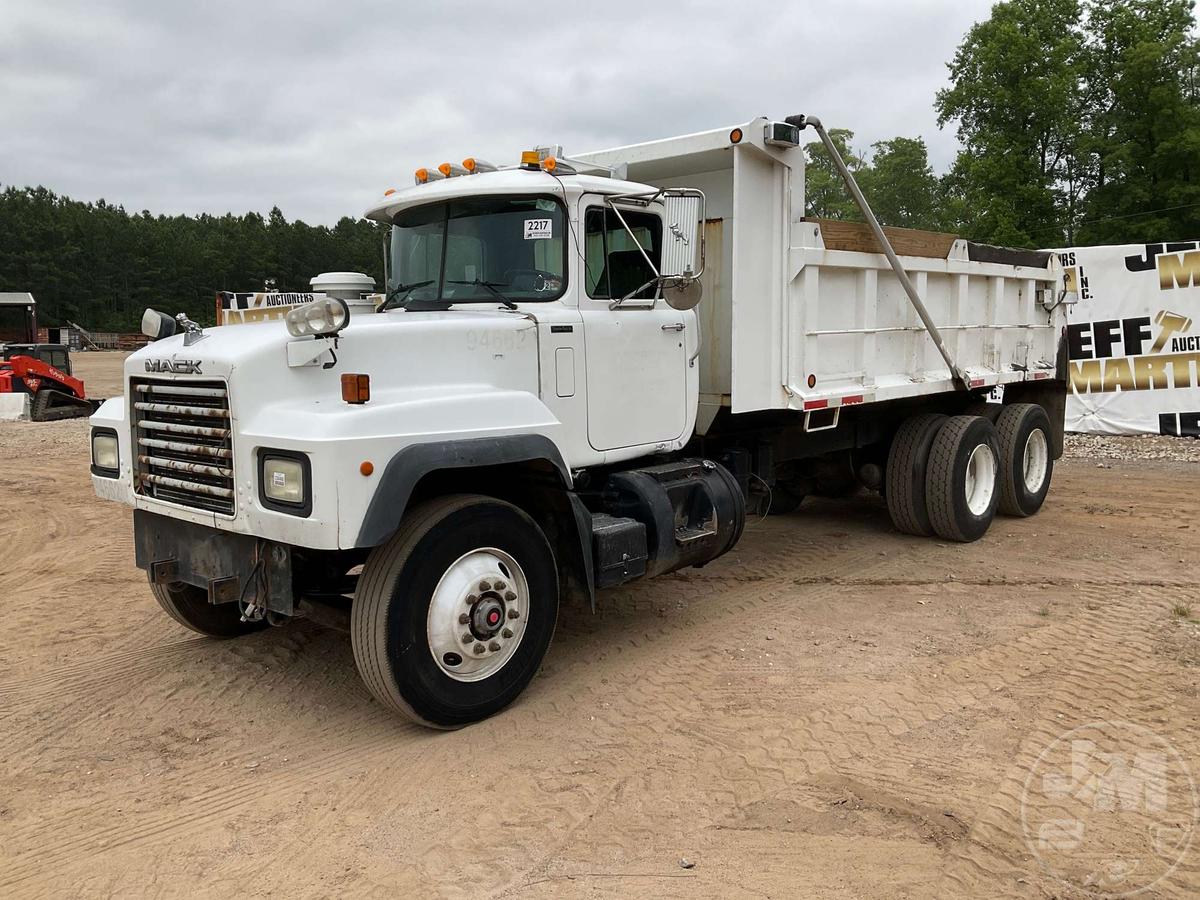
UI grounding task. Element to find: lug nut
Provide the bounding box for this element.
[507,608,520,619]
[473,642,486,655]
[502,628,513,639]
[488,641,501,652]
[504,590,517,601]
[494,580,507,591]
[465,594,478,606]
[478,580,492,591]
[462,633,474,644]
[458,613,470,624]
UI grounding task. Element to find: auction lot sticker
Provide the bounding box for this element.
[1021,720,1198,896]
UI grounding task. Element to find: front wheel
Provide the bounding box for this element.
[351,494,559,728]
[150,579,266,638]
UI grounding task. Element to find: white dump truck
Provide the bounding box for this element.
[89,115,1070,727]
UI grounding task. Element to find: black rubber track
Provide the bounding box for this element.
[30,388,93,421]
[885,413,948,536]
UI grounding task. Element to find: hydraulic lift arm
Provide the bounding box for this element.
[788,114,969,389]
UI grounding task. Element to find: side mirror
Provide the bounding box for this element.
[659,190,705,282]
[141,308,177,341]
[605,187,706,310]
[662,278,703,311]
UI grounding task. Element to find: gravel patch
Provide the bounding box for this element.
[1064,432,1200,463]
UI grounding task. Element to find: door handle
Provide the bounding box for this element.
[661,322,685,332]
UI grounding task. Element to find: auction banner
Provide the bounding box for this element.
[215,291,316,326]
[1053,241,1200,436]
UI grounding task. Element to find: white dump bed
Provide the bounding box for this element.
[578,119,1065,417]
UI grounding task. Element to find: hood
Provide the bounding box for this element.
[127,308,542,436]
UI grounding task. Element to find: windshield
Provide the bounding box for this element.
[388,195,567,305]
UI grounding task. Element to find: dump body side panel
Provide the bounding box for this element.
[578,119,1066,418]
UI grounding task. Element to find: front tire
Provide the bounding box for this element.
[995,403,1053,517]
[351,494,559,728]
[150,579,266,638]
[925,415,1001,543]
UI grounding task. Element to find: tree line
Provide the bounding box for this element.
[0,0,1196,332]
[809,0,1199,248]
[0,187,386,332]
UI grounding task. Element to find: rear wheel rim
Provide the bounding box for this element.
[427,548,528,683]
[964,443,996,516]
[1023,428,1049,494]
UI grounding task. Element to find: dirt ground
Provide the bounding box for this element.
[2,351,1199,898]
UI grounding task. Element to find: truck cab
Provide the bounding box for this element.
[89,117,1068,728]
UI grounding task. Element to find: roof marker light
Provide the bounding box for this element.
[438,162,468,178]
[383,188,397,196]
[414,167,446,185]
[729,127,743,144]
[462,157,497,174]
[540,157,576,175]
[520,151,540,170]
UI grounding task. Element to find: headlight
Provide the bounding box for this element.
[286,297,350,338]
[91,430,119,476]
[259,451,311,516]
[141,308,177,341]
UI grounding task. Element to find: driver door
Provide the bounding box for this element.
[579,202,687,452]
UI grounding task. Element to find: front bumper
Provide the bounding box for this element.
[135,510,295,614]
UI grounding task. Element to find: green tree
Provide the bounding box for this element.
[1077,0,1200,244]
[0,185,386,332]
[804,128,866,220]
[857,137,945,230]
[935,0,1087,245]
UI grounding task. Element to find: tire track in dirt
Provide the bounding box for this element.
[198,528,898,895]
[458,580,1194,896]
[6,462,1196,896]
[335,580,1094,895]
[0,723,443,891]
[935,581,1200,896]
[0,526,889,891]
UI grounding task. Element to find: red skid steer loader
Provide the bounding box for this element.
[1,349,98,420]
[0,294,99,420]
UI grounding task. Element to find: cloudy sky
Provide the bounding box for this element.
[1,0,998,225]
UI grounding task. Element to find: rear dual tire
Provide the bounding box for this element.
[995,403,1053,517]
[886,405,1053,542]
[925,415,1002,543]
[885,413,947,536]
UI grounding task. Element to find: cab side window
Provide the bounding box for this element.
[584,208,662,300]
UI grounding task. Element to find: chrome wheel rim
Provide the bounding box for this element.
[427,548,528,682]
[1023,429,1049,494]
[964,443,997,517]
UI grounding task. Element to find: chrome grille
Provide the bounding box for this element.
[131,379,234,515]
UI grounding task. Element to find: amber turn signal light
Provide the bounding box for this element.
[729,127,743,144]
[341,373,370,404]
